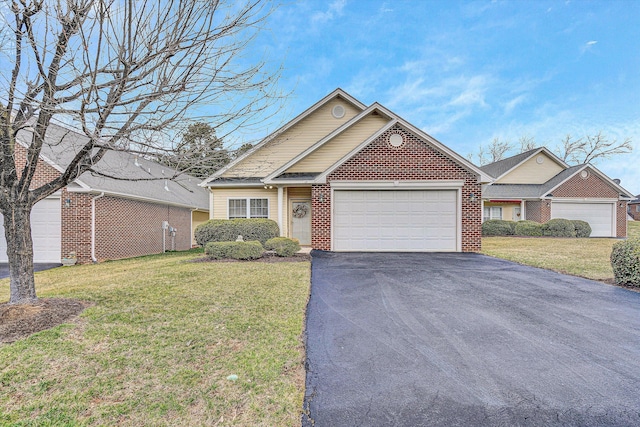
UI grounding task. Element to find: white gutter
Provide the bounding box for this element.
[91,192,105,263]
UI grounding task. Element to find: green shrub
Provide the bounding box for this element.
[265,237,300,257]
[572,220,592,238]
[205,240,264,260]
[542,218,576,237]
[195,219,279,246]
[514,220,543,236]
[482,220,515,236]
[610,238,640,286]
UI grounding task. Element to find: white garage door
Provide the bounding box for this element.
[0,197,61,262]
[333,190,458,251]
[551,202,615,237]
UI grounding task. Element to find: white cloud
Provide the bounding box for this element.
[503,94,527,115]
[312,0,347,23]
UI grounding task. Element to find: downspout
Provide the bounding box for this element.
[91,192,105,263]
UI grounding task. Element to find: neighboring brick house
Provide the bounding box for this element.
[481,148,633,237]
[0,123,209,264]
[629,196,640,221]
[200,89,491,252]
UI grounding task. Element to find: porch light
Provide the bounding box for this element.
[319,193,325,203]
[263,184,273,189]
[469,193,477,202]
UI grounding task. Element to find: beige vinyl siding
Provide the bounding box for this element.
[285,113,390,173]
[191,211,210,245]
[221,98,361,178]
[496,153,564,184]
[211,188,278,221]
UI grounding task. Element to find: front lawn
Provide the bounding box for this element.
[482,221,640,281]
[0,251,310,426]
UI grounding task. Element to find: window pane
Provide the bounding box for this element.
[229,199,247,219]
[250,198,269,218]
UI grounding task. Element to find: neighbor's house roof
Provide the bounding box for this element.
[480,147,568,181]
[202,88,492,187]
[483,162,633,201]
[16,122,209,210]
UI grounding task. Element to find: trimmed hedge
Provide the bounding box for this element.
[542,218,576,237]
[571,220,592,238]
[611,238,640,286]
[265,237,300,257]
[482,220,515,236]
[205,240,264,260]
[195,218,279,246]
[514,220,543,236]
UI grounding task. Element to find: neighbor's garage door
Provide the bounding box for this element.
[0,197,61,262]
[551,201,615,237]
[333,190,458,251]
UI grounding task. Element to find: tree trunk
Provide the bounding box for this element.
[3,203,37,304]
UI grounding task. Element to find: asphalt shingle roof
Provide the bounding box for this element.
[480,148,541,179]
[16,123,209,210]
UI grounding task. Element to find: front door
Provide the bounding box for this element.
[291,200,311,245]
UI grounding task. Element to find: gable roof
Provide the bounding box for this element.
[200,88,367,186]
[212,89,492,186]
[483,163,634,200]
[16,122,209,210]
[480,147,568,181]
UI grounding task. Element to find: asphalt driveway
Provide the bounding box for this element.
[0,263,62,279]
[303,252,640,426]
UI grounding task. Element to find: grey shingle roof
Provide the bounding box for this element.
[16,123,209,210]
[482,184,545,199]
[480,148,541,179]
[538,164,584,196]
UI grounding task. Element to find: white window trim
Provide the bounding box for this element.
[483,206,502,221]
[227,198,269,219]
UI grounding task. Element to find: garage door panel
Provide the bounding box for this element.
[551,202,614,237]
[0,198,61,263]
[333,190,458,252]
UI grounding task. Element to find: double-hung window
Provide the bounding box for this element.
[483,206,502,222]
[228,198,269,219]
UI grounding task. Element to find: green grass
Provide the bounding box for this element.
[0,251,310,426]
[482,221,640,281]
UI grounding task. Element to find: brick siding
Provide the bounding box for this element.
[630,204,640,221]
[312,125,482,252]
[13,143,194,263]
[524,169,626,237]
[94,197,192,262]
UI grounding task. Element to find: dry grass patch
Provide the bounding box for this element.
[482,221,640,281]
[0,250,310,426]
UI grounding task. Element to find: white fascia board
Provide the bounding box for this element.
[314,120,398,184]
[492,147,568,183]
[544,164,634,199]
[65,187,208,210]
[549,198,618,203]
[330,180,465,190]
[199,88,367,187]
[264,104,392,183]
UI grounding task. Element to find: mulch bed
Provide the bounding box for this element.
[0,298,91,344]
[190,252,311,263]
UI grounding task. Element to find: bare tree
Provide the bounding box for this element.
[518,135,536,152]
[469,138,513,166]
[0,0,283,304]
[557,131,632,164]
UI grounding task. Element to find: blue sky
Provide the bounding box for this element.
[252,0,640,195]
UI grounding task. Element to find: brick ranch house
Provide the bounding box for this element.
[629,196,640,221]
[1,123,209,264]
[201,89,492,252]
[481,148,632,237]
